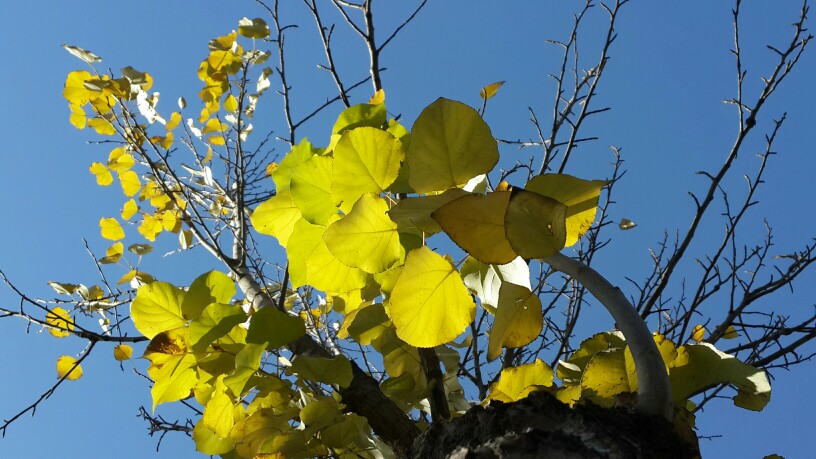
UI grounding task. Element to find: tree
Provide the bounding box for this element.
[1,1,814,458]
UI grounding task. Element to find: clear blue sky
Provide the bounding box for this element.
[1,1,814,457]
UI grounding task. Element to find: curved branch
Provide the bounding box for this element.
[545,252,672,420]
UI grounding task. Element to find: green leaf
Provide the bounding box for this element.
[272,138,319,194]
[505,188,567,259]
[332,103,387,134]
[407,98,499,193]
[388,188,470,235]
[287,355,354,388]
[246,307,306,349]
[337,303,391,346]
[331,127,403,212]
[182,271,237,321]
[203,381,235,438]
[189,303,248,352]
[460,256,530,310]
[193,416,234,455]
[487,283,543,361]
[432,191,518,264]
[486,359,553,403]
[669,343,771,411]
[525,174,607,247]
[386,246,475,347]
[323,194,402,274]
[290,155,336,225]
[131,282,187,339]
[250,191,301,247]
[224,343,267,396]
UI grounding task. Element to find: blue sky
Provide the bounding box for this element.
[1,1,814,457]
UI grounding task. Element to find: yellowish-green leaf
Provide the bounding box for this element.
[556,331,626,383]
[487,283,543,361]
[271,138,317,194]
[332,103,387,135]
[182,271,236,321]
[193,416,234,455]
[113,344,133,361]
[190,303,248,352]
[131,281,187,338]
[231,408,295,458]
[144,327,199,410]
[116,269,156,286]
[90,162,113,186]
[331,127,403,212]
[407,98,499,193]
[691,324,706,342]
[323,194,402,274]
[432,191,517,265]
[287,355,354,388]
[505,188,567,259]
[525,174,606,247]
[286,217,369,293]
[338,303,390,346]
[669,342,771,411]
[580,348,630,407]
[203,382,236,438]
[246,306,306,350]
[290,155,336,225]
[99,241,124,264]
[46,307,73,338]
[250,191,301,247]
[56,355,83,380]
[224,343,268,396]
[122,199,139,220]
[99,217,125,241]
[722,325,739,339]
[485,359,553,403]
[387,246,475,347]
[480,81,505,100]
[238,17,270,39]
[388,188,470,235]
[460,256,530,310]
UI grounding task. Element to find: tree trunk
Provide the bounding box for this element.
[409,391,697,459]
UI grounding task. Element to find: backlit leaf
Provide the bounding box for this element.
[432,191,517,264]
[486,359,553,403]
[194,407,235,455]
[128,243,153,255]
[691,324,706,342]
[387,246,475,347]
[122,199,139,220]
[46,307,73,338]
[118,170,141,197]
[479,81,505,100]
[487,283,542,360]
[722,325,739,339]
[524,174,606,247]
[369,89,385,105]
[332,103,387,135]
[290,155,336,225]
[331,127,403,212]
[323,194,402,274]
[287,355,353,388]
[144,327,198,409]
[56,355,83,380]
[505,189,567,259]
[388,188,470,235]
[99,217,125,241]
[224,343,268,396]
[131,281,187,338]
[99,241,124,264]
[88,116,115,135]
[238,17,270,39]
[113,344,133,361]
[407,98,499,193]
[460,256,530,310]
[190,303,248,352]
[250,191,301,247]
[581,348,630,407]
[90,162,113,186]
[182,271,236,321]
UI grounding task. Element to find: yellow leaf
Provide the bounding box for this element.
[114,344,133,361]
[180,229,193,249]
[524,174,607,247]
[208,135,226,146]
[480,81,505,100]
[144,328,199,409]
[99,217,125,241]
[432,191,517,264]
[722,325,739,339]
[166,112,182,131]
[89,162,113,186]
[224,94,239,112]
[139,214,163,241]
[131,282,187,338]
[99,241,124,264]
[486,359,553,403]
[118,170,141,197]
[238,17,271,39]
[56,355,83,380]
[88,116,115,136]
[107,147,135,172]
[122,199,139,220]
[386,246,475,347]
[407,98,499,193]
[580,348,630,407]
[487,283,543,360]
[46,307,74,338]
[691,324,706,342]
[69,104,86,129]
[505,189,567,259]
[495,180,511,192]
[368,89,385,105]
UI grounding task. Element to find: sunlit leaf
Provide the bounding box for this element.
[48,281,79,296]
[250,191,301,247]
[99,241,124,264]
[524,174,606,247]
[407,98,499,193]
[332,103,387,135]
[224,343,268,396]
[182,271,236,321]
[338,303,390,346]
[486,359,553,403]
[238,17,270,38]
[46,307,73,338]
[118,170,141,197]
[386,246,475,347]
[107,147,135,172]
[131,281,187,338]
[190,303,248,352]
[505,189,567,259]
[56,355,83,380]
[369,89,385,105]
[99,217,125,241]
[122,199,139,220]
[479,81,505,100]
[722,325,739,339]
[88,116,115,135]
[487,283,543,360]
[691,324,706,342]
[323,194,402,274]
[388,188,470,235]
[194,408,235,455]
[89,162,113,186]
[432,191,517,264]
[460,256,530,310]
[331,127,403,212]
[581,348,630,407]
[144,327,198,409]
[113,344,133,361]
[290,155,336,225]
